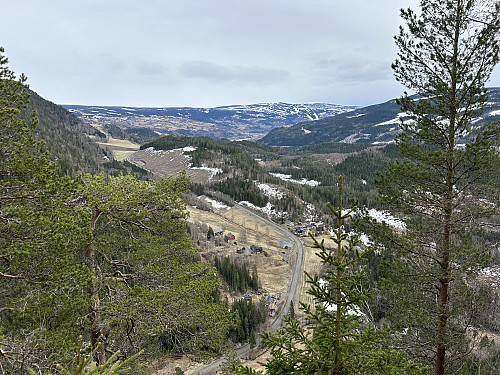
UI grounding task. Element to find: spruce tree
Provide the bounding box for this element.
[241,177,425,374]
[373,1,500,374]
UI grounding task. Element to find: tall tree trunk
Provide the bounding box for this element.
[435,211,451,375]
[435,4,461,372]
[334,176,343,374]
[86,209,106,366]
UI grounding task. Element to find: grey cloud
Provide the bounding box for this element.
[307,50,393,84]
[179,60,290,84]
[94,54,128,74]
[135,60,167,76]
[332,59,392,83]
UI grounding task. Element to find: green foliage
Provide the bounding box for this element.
[214,256,259,293]
[289,300,295,320]
[102,160,148,178]
[1,45,92,373]
[219,350,243,375]
[124,126,158,142]
[79,172,234,361]
[122,160,148,176]
[142,135,262,175]
[29,336,143,375]
[229,299,267,344]
[298,142,373,154]
[103,160,126,171]
[212,176,268,207]
[103,124,125,139]
[23,91,106,177]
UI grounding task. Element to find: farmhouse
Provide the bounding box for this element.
[250,244,264,253]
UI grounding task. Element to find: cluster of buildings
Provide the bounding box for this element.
[289,222,325,236]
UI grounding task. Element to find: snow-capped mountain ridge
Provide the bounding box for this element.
[64,102,357,140]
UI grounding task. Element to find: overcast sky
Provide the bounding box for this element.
[3,0,498,108]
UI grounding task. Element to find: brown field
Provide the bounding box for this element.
[188,203,293,294]
[92,135,140,161]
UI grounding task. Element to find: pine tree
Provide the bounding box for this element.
[0,46,91,373]
[374,1,500,374]
[77,172,234,364]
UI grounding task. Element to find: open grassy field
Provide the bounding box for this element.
[95,137,140,161]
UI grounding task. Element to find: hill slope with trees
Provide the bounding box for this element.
[23,91,108,176]
[260,87,500,147]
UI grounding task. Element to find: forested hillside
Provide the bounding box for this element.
[23,91,108,176]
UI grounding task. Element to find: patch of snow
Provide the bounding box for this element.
[319,279,365,317]
[254,181,284,199]
[239,201,287,218]
[479,198,496,207]
[145,146,196,157]
[346,113,366,118]
[481,266,500,288]
[488,109,500,116]
[145,146,165,156]
[481,267,500,278]
[204,197,230,210]
[340,133,362,143]
[301,127,312,134]
[306,112,320,121]
[374,112,408,127]
[350,232,373,247]
[374,118,400,126]
[270,173,320,186]
[373,140,395,145]
[366,208,406,230]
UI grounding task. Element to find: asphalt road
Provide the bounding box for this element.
[188,204,305,374]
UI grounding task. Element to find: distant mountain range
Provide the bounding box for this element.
[260,87,500,146]
[63,88,500,147]
[63,102,357,140]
